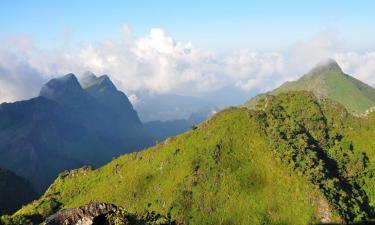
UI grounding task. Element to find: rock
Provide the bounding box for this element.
[42,202,117,225]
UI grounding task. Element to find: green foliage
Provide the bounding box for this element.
[0,215,34,225]
[259,92,374,222]
[107,208,176,225]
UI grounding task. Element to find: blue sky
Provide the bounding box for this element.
[1,0,375,51]
[1,0,375,104]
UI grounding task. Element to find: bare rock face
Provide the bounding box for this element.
[42,202,116,225]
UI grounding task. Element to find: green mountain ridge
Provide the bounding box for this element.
[245,60,375,113]
[6,91,375,224]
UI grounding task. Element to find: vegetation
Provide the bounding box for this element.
[5,91,375,224]
[258,92,374,222]
[107,208,176,225]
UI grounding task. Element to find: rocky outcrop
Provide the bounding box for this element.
[42,202,116,225]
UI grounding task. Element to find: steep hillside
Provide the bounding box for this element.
[245,60,375,113]
[0,168,37,215]
[8,92,375,224]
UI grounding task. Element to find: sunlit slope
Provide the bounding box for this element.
[11,91,375,224]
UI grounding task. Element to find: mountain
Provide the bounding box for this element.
[245,59,375,113]
[39,73,90,108]
[78,73,148,145]
[80,73,141,125]
[9,91,375,224]
[0,168,36,215]
[0,74,153,193]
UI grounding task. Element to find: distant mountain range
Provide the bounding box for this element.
[245,59,375,113]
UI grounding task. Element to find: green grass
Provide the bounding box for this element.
[10,105,328,225]
[7,91,375,225]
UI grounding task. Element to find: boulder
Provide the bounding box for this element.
[42,202,116,225]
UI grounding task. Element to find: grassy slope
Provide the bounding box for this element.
[14,107,326,225]
[10,91,375,224]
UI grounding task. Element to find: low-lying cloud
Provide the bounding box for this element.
[0,26,374,103]
[0,48,46,102]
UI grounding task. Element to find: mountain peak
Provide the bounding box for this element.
[80,73,117,92]
[309,59,343,75]
[52,73,80,85]
[97,75,117,90]
[81,71,97,81]
[246,59,375,113]
[39,73,86,103]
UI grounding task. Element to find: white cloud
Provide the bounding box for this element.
[0,49,46,102]
[0,26,375,104]
[128,93,141,105]
[288,31,339,70]
[224,50,285,91]
[335,52,375,86]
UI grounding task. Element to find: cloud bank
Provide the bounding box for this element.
[0,27,374,103]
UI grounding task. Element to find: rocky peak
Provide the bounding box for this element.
[80,73,117,92]
[39,74,86,104]
[309,59,343,75]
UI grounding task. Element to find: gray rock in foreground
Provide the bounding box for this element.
[43,202,116,225]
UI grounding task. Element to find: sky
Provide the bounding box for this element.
[1,0,375,104]
[2,1,375,51]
